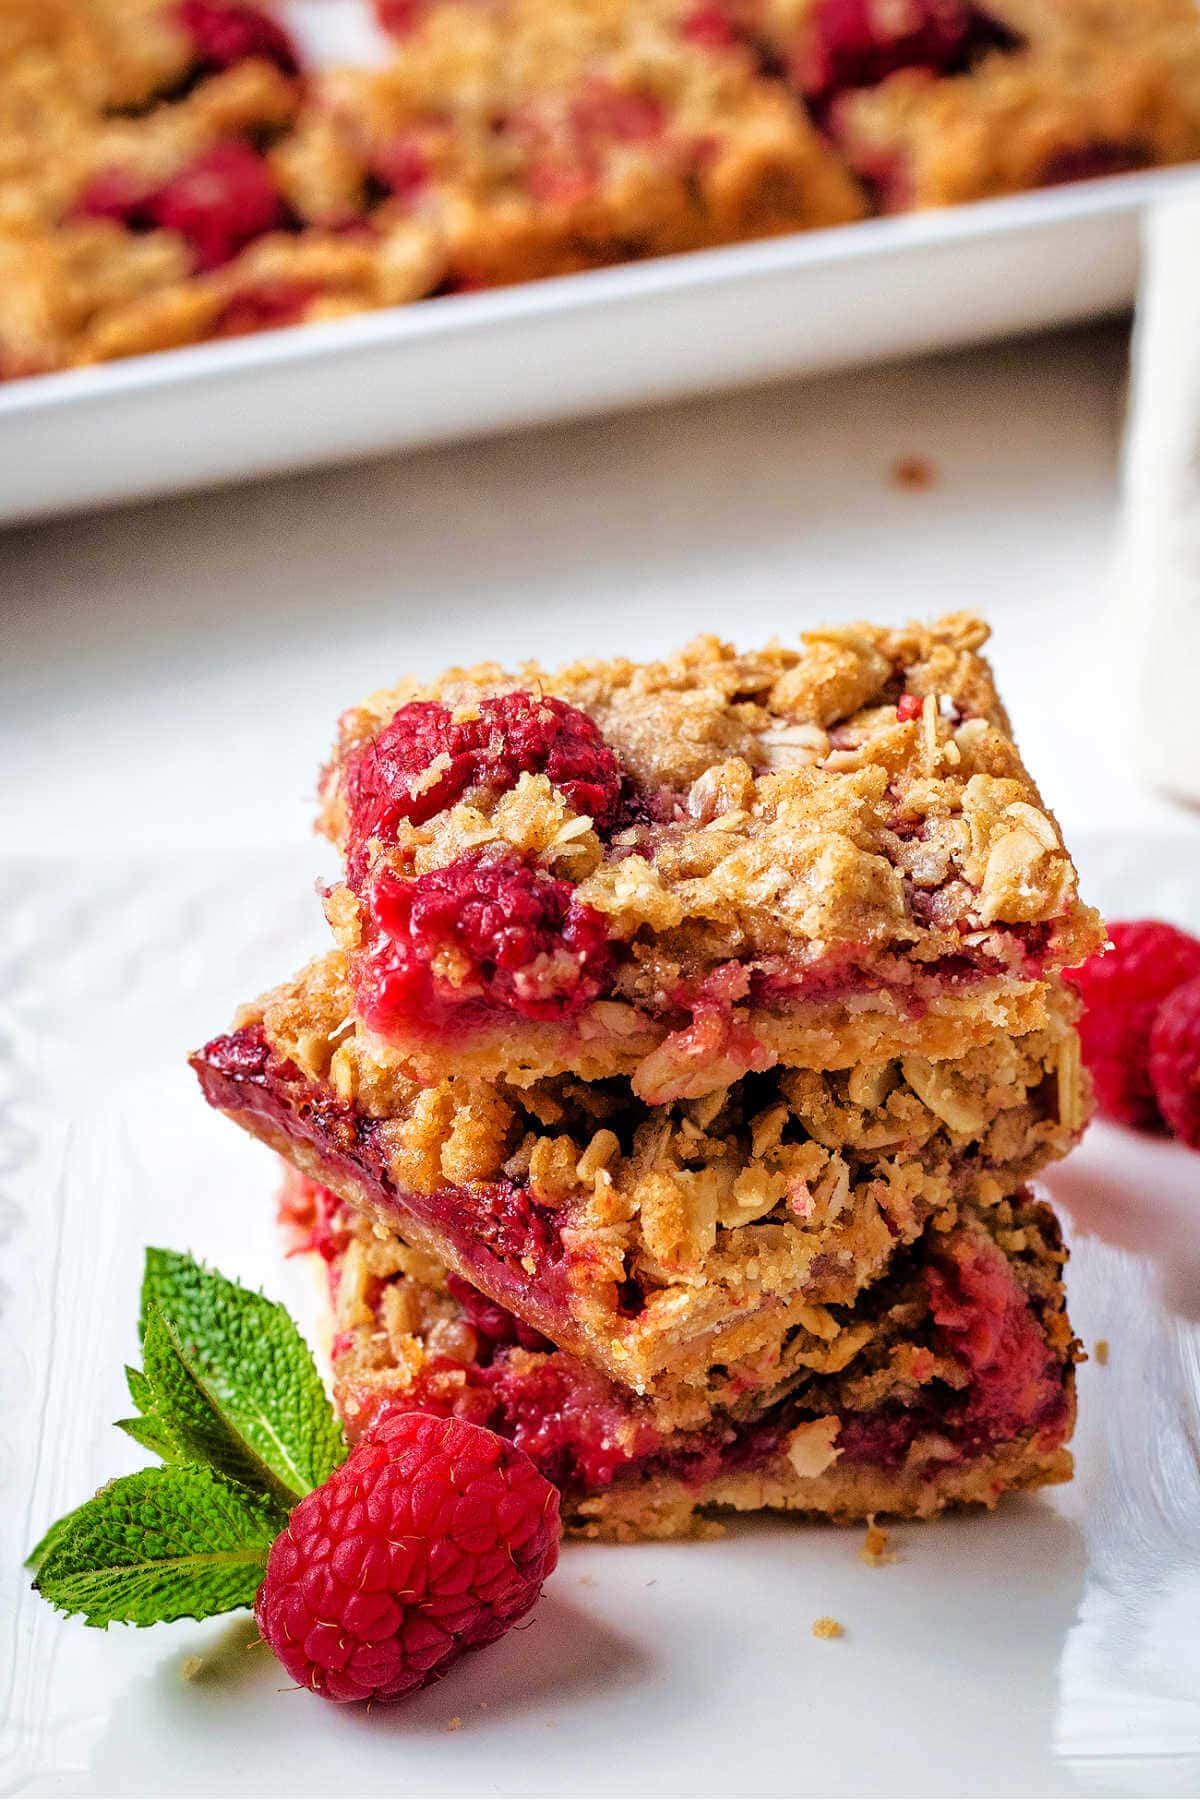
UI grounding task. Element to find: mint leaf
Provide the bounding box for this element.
[119,1306,296,1517]
[116,1410,180,1463]
[125,1364,156,1414]
[33,1465,277,1628]
[118,1359,182,1462]
[27,1491,110,1573]
[139,1249,344,1502]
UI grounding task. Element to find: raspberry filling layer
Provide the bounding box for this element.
[319,1193,1071,1499]
[357,852,616,1032]
[837,1236,1069,1466]
[341,691,624,885]
[353,899,1056,1062]
[192,1027,577,1323]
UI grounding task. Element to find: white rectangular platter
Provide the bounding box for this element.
[3,833,1200,1798]
[2,152,1198,524]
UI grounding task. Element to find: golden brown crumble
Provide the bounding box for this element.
[4,2,1200,376]
[811,1616,845,1639]
[835,0,1200,211]
[1093,1338,1109,1366]
[860,1517,896,1566]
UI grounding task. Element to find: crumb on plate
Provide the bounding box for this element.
[861,1516,897,1566]
[812,1615,845,1639]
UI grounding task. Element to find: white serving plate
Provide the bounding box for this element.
[2,833,1200,1799]
[2,156,1199,525]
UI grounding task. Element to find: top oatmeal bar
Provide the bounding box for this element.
[319,614,1104,1099]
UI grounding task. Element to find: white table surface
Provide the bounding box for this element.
[2,320,1195,862]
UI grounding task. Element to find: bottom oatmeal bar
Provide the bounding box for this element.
[292,1176,1078,1542]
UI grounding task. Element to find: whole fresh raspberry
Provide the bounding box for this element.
[1149,976,1200,1149]
[177,0,301,75]
[359,851,615,1029]
[799,0,973,99]
[1065,919,1200,1130]
[149,141,288,271]
[342,691,624,884]
[255,1411,560,1704]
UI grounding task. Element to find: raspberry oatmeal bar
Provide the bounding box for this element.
[294,1175,1080,1539]
[193,950,1087,1406]
[196,611,1094,1537]
[313,614,1102,1099]
[4,0,1200,376]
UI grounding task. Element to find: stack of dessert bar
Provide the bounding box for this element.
[194,613,1101,1539]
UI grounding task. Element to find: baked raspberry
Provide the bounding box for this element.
[1037,141,1147,188]
[799,0,980,100]
[358,852,615,1029]
[342,691,623,883]
[1065,920,1200,1130]
[373,135,433,201]
[839,1232,1067,1469]
[215,278,319,336]
[279,1169,348,1262]
[1149,975,1200,1149]
[70,167,156,229]
[896,692,923,722]
[255,1410,560,1704]
[679,4,738,50]
[926,1236,1064,1445]
[446,1273,552,1356]
[373,0,429,33]
[452,1177,566,1267]
[200,1020,270,1079]
[149,141,288,271]
[569,78,667,149]
[506,78,667,207]
[177,0,301,76]
[472,1358,653,1490]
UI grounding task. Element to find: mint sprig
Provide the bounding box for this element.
[30,1250,347,1631]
